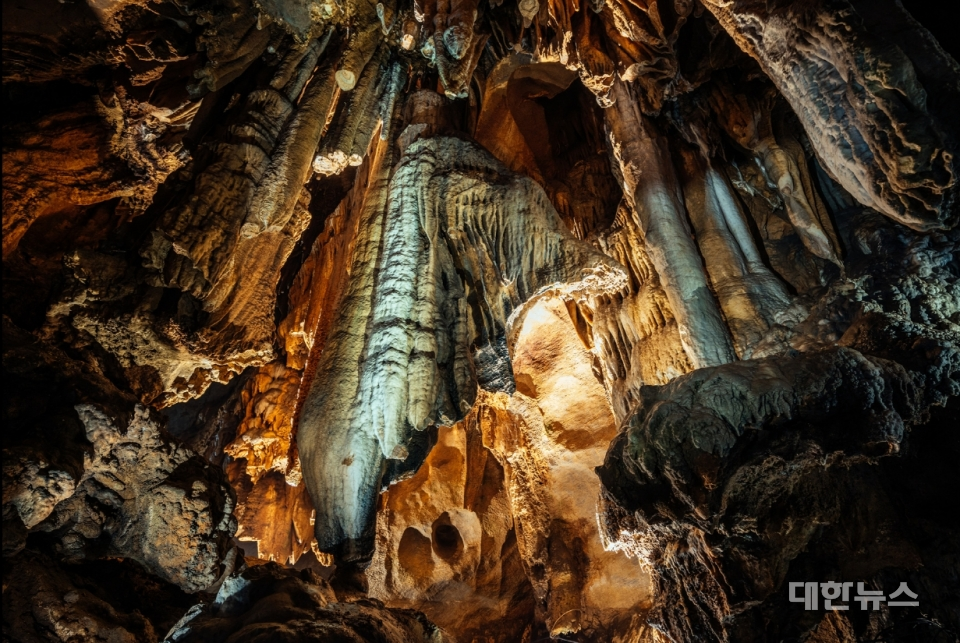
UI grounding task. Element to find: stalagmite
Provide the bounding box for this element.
[604,81,736,369]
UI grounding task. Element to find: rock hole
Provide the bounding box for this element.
[431,512,463,561]
[398,527,434,578]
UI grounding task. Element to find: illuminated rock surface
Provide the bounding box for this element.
[2,0,958,641]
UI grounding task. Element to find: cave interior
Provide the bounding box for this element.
[2,0,959,641]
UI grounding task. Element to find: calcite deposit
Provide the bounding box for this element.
[3,0,958,641]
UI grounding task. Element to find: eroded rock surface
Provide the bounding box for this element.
[367,394,533,642]
[700,0,959,231]
[3,551,195,643]
[598,209,960,642]
[2,319,237,593]
[298,114,625,560]
[166,561,449,643]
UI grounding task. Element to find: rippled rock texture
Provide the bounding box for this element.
[3,0,958,641]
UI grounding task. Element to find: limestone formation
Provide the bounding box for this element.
[3,0,959,641]
[605,80,737,369]
[138,36,327,361]
[675,143,805,356]
[709,80,843,266]
[587,204,692,421]
[223,363,317,565]
[299,108,626,559]
[597,208,960,642]
[699,0,959,231]
[493,297,654,637]
[367,391,532,642]
[2,319,236,593]
[2,88,185,259]
[369,283,692,640]
[3,551,195,643]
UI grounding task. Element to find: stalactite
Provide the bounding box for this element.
[336,0,391,92]
[241,30,336,238]
[142,38,321,301]
[4,1,959,641]
[314,47,394,175]
[577,203,691,422]
[676,143,803,356]
[604,81,736,369]
[297,117,401,561]
[709,81,843,266]
[298,92,624,560]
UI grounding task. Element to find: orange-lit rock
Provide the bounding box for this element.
[367,391,532,642]
[279,134,384,371]
[231,468,316,566]
[221,362,318,566]
[493,296,653,638]
[2,90,184,258]
[224,363,302,483]
[369,296,655,640]
[297,110,626,560]
[585,203,692,421]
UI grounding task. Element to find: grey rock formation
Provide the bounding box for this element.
[2,319,237,594]
[597,208,960,642]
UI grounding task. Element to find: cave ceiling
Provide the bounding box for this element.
[2,0,959,641]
